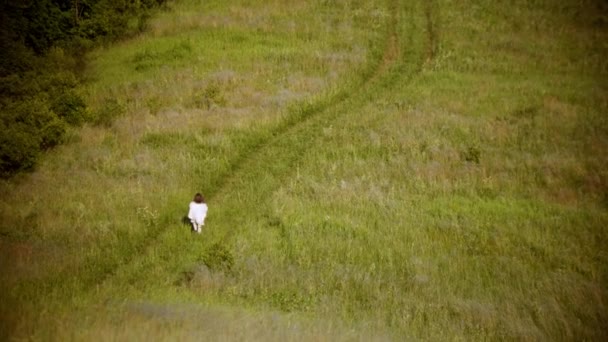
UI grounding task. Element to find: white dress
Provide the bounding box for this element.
[188,202,208,232]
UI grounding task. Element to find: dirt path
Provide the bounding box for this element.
[78,0,407,294]
[90,0,438,300]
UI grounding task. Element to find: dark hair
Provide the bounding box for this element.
[194,193,205,203]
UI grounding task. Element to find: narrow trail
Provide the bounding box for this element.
[49,8,396,300]
[203,0,440,244]
[57,0,407,300]
[91,0,438,299]
[25,0,439,304]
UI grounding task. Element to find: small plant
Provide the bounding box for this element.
[191,82,226,109]
[51,91,87,125]
[0,97,67,176]
[132,49,158,71]
[203,242,234,272]
[146,97,163,115]
[40,118,67,149]
[513,105,538,120]
[0,125,40,177]
[270,290,311,312]
[461,146,481,164]
[136,206,159,225]
[93,98,125,127]
[140,132,188,148]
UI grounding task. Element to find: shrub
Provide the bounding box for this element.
[0,124,40,177]
[461,146,481,164]
[191,82,227,109]
[51,91,87,125]
[93,98,125,127]
[40,118,67,150]
[203,242,234,272]
[133,49,158,71]
[0,0,166,178]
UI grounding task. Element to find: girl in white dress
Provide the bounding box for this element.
[188,193,208,234]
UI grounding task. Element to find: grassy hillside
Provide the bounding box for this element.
[1,0,607,340]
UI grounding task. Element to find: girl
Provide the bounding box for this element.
[188,193,208,234]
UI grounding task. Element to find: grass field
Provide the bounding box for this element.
[1,0,607,340]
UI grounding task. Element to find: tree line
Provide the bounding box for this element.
[0,0,166,178]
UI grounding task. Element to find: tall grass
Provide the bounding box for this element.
[1,0,607,340]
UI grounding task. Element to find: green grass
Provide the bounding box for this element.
[1,0,607,340]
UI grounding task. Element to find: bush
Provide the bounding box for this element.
[0,124,40,177]
[40,118,67,149]
[203,242,234,272]
[92,98,125,127]
[191,82,227,109]
[0,97,68,176]
[461,146,481,164]
[0,0,166,177]
[51,91,87,125]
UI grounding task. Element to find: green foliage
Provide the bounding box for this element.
[132,49,158,71]
[461,146,481,164]
[190,82,227,109]
[141,132,190,149]
[93,98,125,127]
[0,0,166,177]
[0,124,40,177]
[270,289,312,312]
[40,118,67,150]
[51,91,87,125]
[203,242,234,272]
[0,97,70,177]
[0,71,82,176]
[132,40,193,71]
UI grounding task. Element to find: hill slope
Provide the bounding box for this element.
[1,0,607,340]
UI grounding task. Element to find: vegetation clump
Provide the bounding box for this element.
[203,242,234,272]
[0,0,166,177]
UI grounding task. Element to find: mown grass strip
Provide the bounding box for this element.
[93,0,433,305]
[11,0,401,305]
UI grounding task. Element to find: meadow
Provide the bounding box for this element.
[1,0,607,340]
